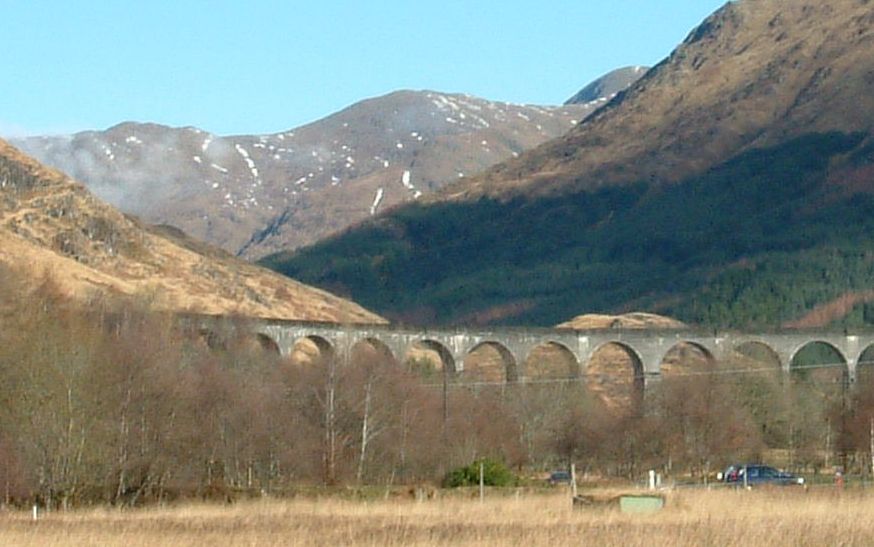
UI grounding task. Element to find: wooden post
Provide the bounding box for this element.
[479,462,485,503]
[825,420,832,471]
[570,464,578,498]
[869,417,874,478]
[442,368,449,440]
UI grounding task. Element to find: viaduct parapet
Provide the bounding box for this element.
[203,319,874,386]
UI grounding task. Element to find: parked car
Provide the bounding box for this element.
[547,471,572,486]
[719,464,805,487]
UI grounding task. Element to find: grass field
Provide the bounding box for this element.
[0,488,870,546]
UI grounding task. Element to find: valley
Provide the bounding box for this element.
[3,0,874,528]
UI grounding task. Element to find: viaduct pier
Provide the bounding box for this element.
[195,318,874,386]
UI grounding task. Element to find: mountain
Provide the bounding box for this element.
[564,66,648,105]
[0,139,384,324]
[11,90,607,259]
[262,0,874,328]
[444,0,874,200]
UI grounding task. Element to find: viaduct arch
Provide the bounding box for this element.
[197,319,874,387]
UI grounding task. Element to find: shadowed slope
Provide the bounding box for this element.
[263,0,874,328]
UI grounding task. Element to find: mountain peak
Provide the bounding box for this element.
[450,0,874,199]
[680,1,742,46]
[12,89,594,259]
[564,66,649,106]
[263,0,874,329]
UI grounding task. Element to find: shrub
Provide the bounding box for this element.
[443,458,516,488]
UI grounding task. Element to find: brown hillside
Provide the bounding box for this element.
[446,0,874,199]
[784,291,874,329]
[0,139,384,324]
[557,312,687,330]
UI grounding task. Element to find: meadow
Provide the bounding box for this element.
[0,487,870,546]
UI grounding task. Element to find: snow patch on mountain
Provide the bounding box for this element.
[370,187,384,215]
[235,144,261,183]
[11,82,610,258]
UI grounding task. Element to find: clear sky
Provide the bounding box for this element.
[1,0,726,137]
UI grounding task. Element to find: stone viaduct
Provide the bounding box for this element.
[200,318,874,387]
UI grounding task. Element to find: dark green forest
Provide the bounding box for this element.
[262,132,874,328]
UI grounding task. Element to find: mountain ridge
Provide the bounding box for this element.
[564,66,649,105]
[0,138,385,324]
[441,0,874,201]
[262,0,874,329]
[10,80,640,260]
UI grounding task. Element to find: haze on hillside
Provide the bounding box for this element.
[0,138,384,324]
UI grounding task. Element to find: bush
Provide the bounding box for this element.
[442,458,516,488]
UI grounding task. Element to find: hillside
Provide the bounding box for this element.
[557,312,686,330]
[262,0,874,328]
[10,88,625,259]
[444,0,874,199]
[0,139,384,324]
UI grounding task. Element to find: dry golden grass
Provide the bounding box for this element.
[3,489,873,546]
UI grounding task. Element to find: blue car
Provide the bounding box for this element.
[720,464,805,487]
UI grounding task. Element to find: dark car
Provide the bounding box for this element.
[547,471,572,486]
[719,464,805,487]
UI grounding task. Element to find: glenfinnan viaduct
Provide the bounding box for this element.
[194,317,874,386]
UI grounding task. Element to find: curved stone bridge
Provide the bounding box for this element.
[238,319,874,385]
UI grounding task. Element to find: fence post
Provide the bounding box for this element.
[571,464,578,498]
[479,462,485,503]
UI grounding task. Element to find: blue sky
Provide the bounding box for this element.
[1,1,726,137]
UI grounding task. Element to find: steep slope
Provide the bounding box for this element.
[564,66,648,105]
[12,91,593,259]
[263,0,874,329]
[447,0,874,199]
[265,131,874,327]
[0,139,384,324]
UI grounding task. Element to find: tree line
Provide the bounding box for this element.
[3,267,874,508]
